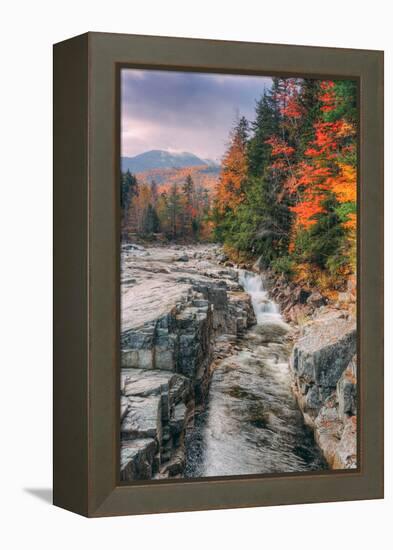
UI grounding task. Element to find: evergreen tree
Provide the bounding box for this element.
[293,79,321,159]
[247,91,277,178]
[121,170,139,235]
[150,179,158,205]
[182,174,194,236]
[142,204,160,234]
[297,195,346,272]
[167,183,182,239]
[121,170,138,210]
[212,76,357,288]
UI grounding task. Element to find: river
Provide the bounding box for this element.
[185,269,327,477]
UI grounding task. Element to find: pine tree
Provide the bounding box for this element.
[121,170,139,236]
[167,183,182,239]
[247,91,277,178]
[121,170,138,209]
[182,174,194,236]
[150,179,158,205]
[142,204,160,235]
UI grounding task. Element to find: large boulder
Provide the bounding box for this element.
[290,308,357,470]
[291,312,356,390]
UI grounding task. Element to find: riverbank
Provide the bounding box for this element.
[120,243,357,480]
[254,264,358,469]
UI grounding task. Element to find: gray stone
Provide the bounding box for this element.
[122,348,154,369]
[121,394,162,441]
[118,244,278,479]
[169,374,192,405]
[160,448,186,476]
[123,374,170,398]
[293,287,311,304]
[304,384,323,410]
[120,438,157,481]
[176,254,189,262]
[333,416,357,469]
[169,402,188,436]
[120,395,130,422]
[306,291,326,308]
[217,253,228,263]
[291,314,356,388]
[337,356,357,417]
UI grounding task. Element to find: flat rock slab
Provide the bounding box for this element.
[121,369,191,404]
[121,244,242,334]
[121,394,162,441]
[300,311,356,353]
[122,369,173,397]
[121,279,191,331]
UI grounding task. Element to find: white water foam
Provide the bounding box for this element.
[239,270,282,325]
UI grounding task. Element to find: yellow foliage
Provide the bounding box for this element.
[329,163,357,204]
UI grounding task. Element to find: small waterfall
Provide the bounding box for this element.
[239,270,281,325]
[185,264,327,478]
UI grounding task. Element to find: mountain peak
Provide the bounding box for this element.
[121,150,215,173]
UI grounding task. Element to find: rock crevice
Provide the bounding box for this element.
[120,245,255,481]
[259,268,358,469]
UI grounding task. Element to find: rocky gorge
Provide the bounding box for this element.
[263,267,358,469]
[120,244,255,480]
[120,243,357,481]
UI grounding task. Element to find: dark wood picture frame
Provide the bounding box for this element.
[53,32,384,517]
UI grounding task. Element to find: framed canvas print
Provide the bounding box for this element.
[53,32,384,517]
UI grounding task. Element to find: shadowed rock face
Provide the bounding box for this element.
[120,369,193,481]
[253,262,357,470]
[120,244,255,481]
[290,311,357,469]
[121,439,157,480]
[292,312,356,388]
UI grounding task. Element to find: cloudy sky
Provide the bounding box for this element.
[121,69,273,162]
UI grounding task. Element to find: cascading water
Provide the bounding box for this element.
[239,270,280,324]
[185,268,327,477]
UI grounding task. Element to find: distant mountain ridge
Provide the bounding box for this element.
[121,149,219,173]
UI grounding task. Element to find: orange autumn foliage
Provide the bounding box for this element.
[274,79,304,120]
[328,164,357,204]
[137,165,219,195]
[216,131,248,212]
[291,197,324,228]
[265,136,295,158]
[286,83,357,230]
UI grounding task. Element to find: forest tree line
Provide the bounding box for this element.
[121,77,356,290]
[213,77,357,290]
[121,171,212,241]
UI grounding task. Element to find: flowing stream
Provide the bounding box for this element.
[185,270,327,477]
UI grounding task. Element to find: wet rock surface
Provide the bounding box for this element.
[185,325,327,477]
[258,267,358,470]
[290,313,357,469]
